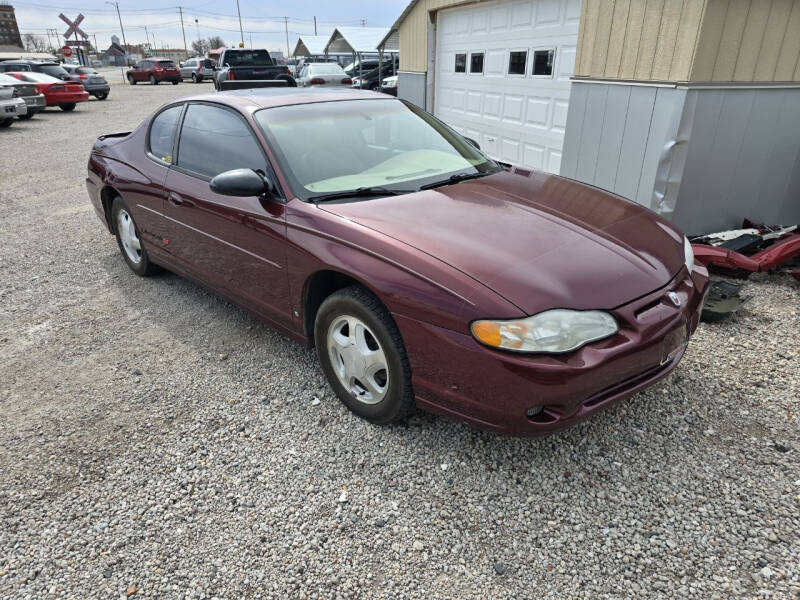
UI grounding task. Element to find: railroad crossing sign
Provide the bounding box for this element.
[59,13,88,40]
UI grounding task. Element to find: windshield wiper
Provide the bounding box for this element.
[419,170,495,191]
[308,186,413,203]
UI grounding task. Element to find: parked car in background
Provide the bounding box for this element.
[293,57,340,77]
[213,48,294,90]
[342,59,381,79]
[0,59,71,81]
[179,57,216,83]
[297,63,351,87]
[62,64,110,100]
[126,59,181,85]
[0,84,26,127]
[86,88,708,436]
[381,75,397,96]
[0,72,46,118]
[6,72,89,111]
[351,58,398,91]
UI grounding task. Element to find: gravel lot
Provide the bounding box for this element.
[1,79,798,600]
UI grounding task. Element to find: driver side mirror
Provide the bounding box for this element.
[210,168,275,197]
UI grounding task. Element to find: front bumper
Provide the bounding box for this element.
[7,97,27,116]
[396,264,709,436]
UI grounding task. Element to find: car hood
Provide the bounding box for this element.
[318,170,685,314]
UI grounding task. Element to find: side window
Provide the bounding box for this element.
[176,104,265,179]
[532,49,555,76]
[148,104,183,164]
[469,52,484,74]
[508,50,527,75]
[454,53,466,73]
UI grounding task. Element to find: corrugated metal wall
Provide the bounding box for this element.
[575,0,800,83]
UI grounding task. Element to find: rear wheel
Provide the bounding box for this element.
[315,286,414,424]
[149,75,158,85]
[95,92,108,100]
[127,74,136,85]
[171,80,179,85]
[59,103,76,112]
[111,196,158,276]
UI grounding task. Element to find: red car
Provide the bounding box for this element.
[7,71,89,111]
[126,58,181,85]
[85,89,709,436]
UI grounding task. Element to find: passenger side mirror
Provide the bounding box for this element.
[209,168,275,197]
[465,137,480,150]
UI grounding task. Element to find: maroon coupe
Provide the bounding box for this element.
[86,88,709,436]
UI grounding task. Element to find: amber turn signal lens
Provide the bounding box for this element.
[471,321,502,347]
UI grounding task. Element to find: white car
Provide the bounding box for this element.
[0,85,27,127]
[381,75,397,96]
[297,63,352,87]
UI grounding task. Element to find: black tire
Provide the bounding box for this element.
[111,196,159,277]
[128,75,136,85]
[150,75,158,85]
[275,73,297,88]
[171,80,179,85]
[369,82,379,91]
[315,286,414,424]
[95,92,108,100]
[18,112,35,120]
[0,118,13,128]
[59,103,76,112]
[191,73,198,83]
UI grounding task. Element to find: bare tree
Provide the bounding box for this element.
[23,33,47,53]
[207,36,225,50]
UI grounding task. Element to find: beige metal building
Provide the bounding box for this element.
[388,0,800,231]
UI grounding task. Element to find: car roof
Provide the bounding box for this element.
[172,87,394,111]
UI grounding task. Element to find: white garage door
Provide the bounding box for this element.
[434,0,580,174]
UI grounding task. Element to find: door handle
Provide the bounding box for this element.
[168,193,193,207]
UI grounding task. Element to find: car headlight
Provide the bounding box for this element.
[471,309,618,354]
[684,236,694,270]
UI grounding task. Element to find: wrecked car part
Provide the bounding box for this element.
[701,280,748,322]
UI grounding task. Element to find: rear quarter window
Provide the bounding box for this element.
[148,105,183,164]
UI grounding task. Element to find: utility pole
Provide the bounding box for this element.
[283,16,289,60]
[360,18,366,27]
[144,25,150,53]
[106,1,127,59]
[313,16,317,36]
[235,0,244,47]
[92,33,99,57]
[178,7,188,58]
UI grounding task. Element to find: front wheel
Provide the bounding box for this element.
[59,103,76,112]
[0,118,13,128]
[111,196,159,276]
[149,75,157,85]
[315,286,414,424]
[18,112,35,120]
[171,80,179,85]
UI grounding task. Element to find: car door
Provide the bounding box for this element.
[128,102,184,248]
[138,61,151,81]
[162,101,290,323]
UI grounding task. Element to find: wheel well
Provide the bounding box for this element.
[100,186,120,233]
[303,270,364,343]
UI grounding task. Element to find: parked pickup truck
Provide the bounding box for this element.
[213,49,295,90]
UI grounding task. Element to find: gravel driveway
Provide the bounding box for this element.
[0,81,798,600]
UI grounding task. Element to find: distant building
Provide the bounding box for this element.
[149,48,188,62]
[0,4,23,49]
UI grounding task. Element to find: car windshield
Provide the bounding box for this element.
[255,98,499,199]
[224,50,271,66]
[77,66,98,74]
[310,65,344,75]
[11,72,62,83]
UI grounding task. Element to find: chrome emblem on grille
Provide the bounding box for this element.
[667,291,681,307]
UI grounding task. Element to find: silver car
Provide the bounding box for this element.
[180,57,216,83]
[297,63,351,87]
